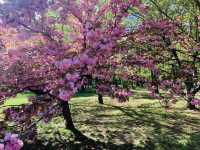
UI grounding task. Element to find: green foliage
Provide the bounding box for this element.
[145,0,200,38]
[47,10,59,19]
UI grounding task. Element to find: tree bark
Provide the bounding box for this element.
[60,101,75,130]
[185,85,198,110]
[151,70,159,94]
[98,94,104,104]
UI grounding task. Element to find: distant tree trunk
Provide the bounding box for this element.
[98,94,104,104]
[151,70,159,94]
[60,101,75,130]
[185,80,198,110]
[187,97,197,110]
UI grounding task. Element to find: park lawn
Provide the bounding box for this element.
[1,90,200,150]
[0,93,33,121]
[31,90,200,150]
[3,93,32,106]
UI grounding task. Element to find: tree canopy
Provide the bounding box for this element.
[0,0,199,149]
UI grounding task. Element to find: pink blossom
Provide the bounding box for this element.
[138,4,148,13]
[0,144,4,150]
[172,82,182,94]
[114,89,132,102]
[4,133,23,150]
[160,80,173,89]
[191,98,200,106]
[55,59,73,71]
[65,73,80,82]
[130,0,140,6]
[79,54,96,65]
[59,90,72,101]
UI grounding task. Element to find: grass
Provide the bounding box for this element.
[1,90,200,150]
[3,93,32,106]
[0,93,33,120]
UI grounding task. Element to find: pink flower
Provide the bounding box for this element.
[138,4,148,13]
[191,98,200,106]
[4,133,23,150]
[130,0,140,6]
[65,73,80,82]
[59,90,72,101]
[0,144,4,150]
[160,80,173,89]
[55,59,73,71]
[79,54,96,65]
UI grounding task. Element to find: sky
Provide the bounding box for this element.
[0,0,4,4]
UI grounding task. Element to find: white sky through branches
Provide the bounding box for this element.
[0,0,4,4]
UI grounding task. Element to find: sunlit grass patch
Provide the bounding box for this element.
[0,93,34,121]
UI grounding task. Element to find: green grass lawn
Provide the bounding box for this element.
[3,93,32,106]
[1,90,200,150]
[0,93,33,120]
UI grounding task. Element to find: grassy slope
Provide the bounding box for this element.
[1,90,200,150]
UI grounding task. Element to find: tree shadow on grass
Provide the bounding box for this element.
[74,89,97,98]
[141,130,200,150]
[107,104,200,150]
[23,101,200,150]
[73,103,200,150]
[74,92,96,98]
[22,127,139,150]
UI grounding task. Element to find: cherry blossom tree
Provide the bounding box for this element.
[128,18,200,109]
[0,0,147,148]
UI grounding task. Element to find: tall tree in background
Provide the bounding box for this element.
[126,0,200,109]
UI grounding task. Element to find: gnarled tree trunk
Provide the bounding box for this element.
[60,101,75,130]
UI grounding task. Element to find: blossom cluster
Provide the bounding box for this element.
[0,133,23,150]
[191,98,200,106]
